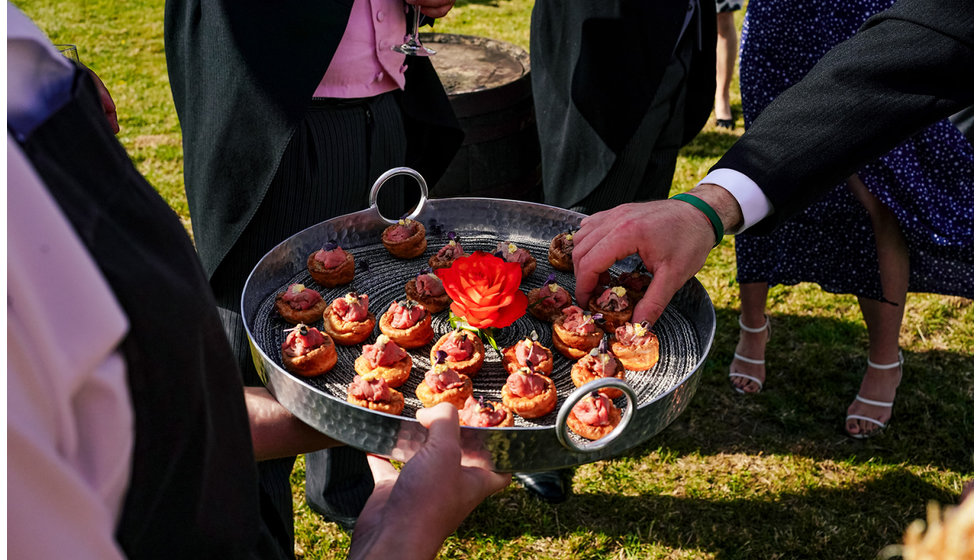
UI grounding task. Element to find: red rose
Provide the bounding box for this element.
[435,251,528,329]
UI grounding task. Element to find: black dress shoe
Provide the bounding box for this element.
[715,118,735,130]
[515,469,573,504]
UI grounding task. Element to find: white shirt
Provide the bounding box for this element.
[8,4,134,558]
[698,168,775,233]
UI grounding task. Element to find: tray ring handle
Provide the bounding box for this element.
[369,167,429,225]
[555,378,637,453]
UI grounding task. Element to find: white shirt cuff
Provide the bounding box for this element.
[698,169,774,233]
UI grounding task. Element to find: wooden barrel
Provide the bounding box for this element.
[421,33,542,202]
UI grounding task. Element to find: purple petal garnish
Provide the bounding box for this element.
[478,395,491,411]
[447,231,457,241]
[541,273,556,289]
[598,336,609,353]
[435,350,448,364]
[321,241,338,251]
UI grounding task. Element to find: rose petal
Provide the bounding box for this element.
[437,251,527,327]
[492,297,528,328]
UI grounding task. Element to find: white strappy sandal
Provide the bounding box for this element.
[729,315,771,395]
[845,352,904,439]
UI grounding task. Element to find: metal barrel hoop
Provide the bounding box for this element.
[555,378,637,453]
[369,167,429,225]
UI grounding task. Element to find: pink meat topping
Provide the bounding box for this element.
[597,287,630,312]
[560,306,597,334]
[531,283,570,308]
[506,370,546,397]
[385,220,418,242]
[438,331,474,361]
[330,293,370,322]
[415,273,446,297]
[615,322,653,346]
[314,246,347,268]
[583,352,620,378]
[348,375,392,402]
[572,394,613,426]
[435,241,464,260]
[494,241,531,265]
[282,326,326,358]
[554,233,574,255]
[515,339,549,369]
[388,300,425,329]
[282,284,322,310]
[424,367,465,392]
[361,336,408,368]
[459,397,508,427]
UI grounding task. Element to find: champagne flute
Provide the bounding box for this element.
[392,3,435,57]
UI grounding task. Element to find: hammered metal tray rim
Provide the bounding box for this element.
[243,196,712,451]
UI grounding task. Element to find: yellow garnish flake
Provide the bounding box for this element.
[290,283,306,293]
[376,334,391,346]
[634,323,647,337]
[548,283,559,293]
[611,286,627,298]
[565,233,574,241]
[359,370,380,382]
[344,292,358,304]
[507,243,517,254]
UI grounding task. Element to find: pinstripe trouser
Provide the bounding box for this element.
[210,91,408,554]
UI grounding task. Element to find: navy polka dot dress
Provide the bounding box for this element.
[735,0,974,300]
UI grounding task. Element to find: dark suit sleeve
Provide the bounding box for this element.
[712,0,972,230]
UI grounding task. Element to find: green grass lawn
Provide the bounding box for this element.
[16,1,974,558]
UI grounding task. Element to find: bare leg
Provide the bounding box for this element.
[714,11,738,122]
[845,175,908,437]
[730,282,769,393]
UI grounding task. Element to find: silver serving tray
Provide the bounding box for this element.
[243,170,715,472]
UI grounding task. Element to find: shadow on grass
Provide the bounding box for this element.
[654,308,974,472]
[464,470,949,559]
[446,306,971,557]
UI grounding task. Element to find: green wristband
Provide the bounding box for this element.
[671,193,724,247]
